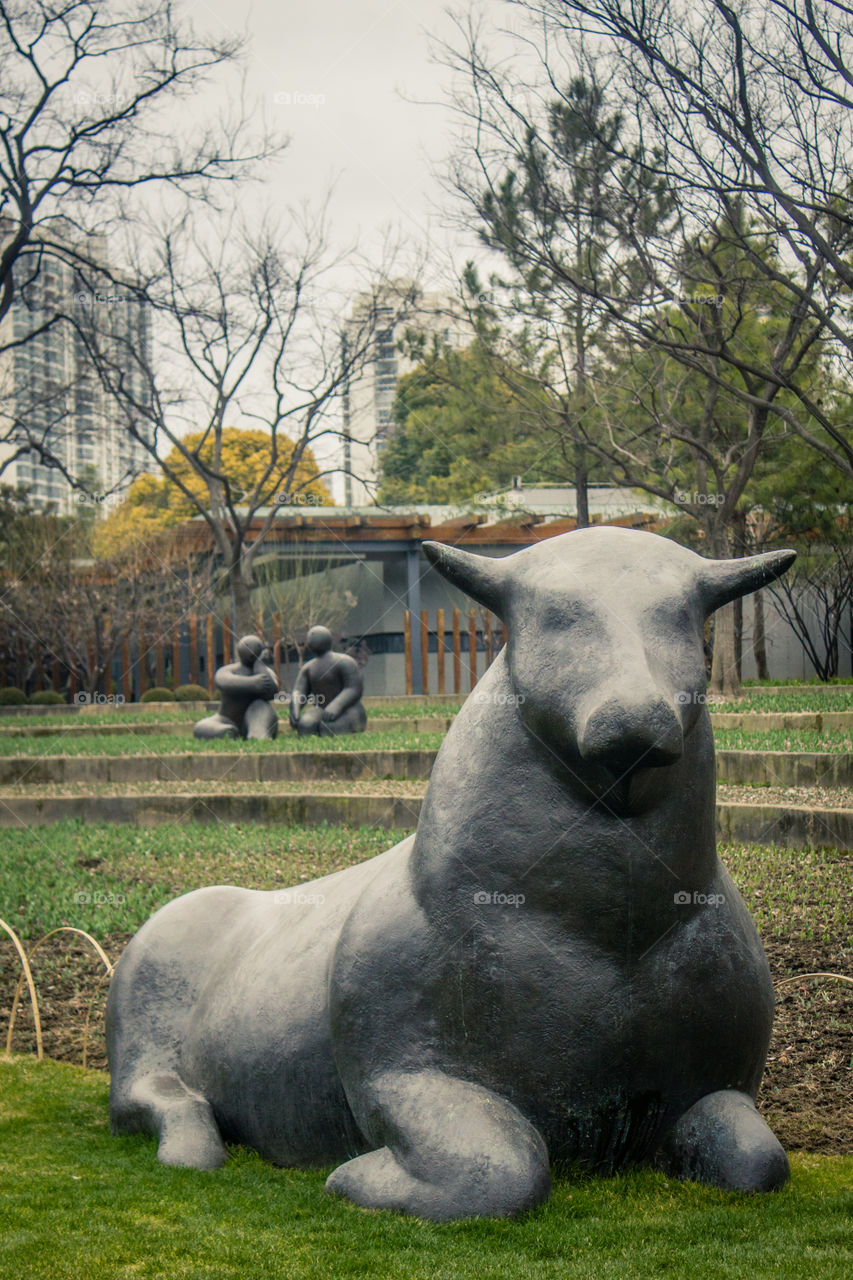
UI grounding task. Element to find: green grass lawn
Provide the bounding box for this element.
[2,706,206,725]
[1,820,850,951]
[714,688,853,713]
[713,727,853,754]
[0,820,410,939]
[1,1057,851,1280]
[1,725,851,759]
[0,728,448,758]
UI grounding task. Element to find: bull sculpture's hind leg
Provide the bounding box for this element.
[326,1069,551,1221]
[107,886,256,1172]
[659,1091,790,1192]
[111,1070,227,1170]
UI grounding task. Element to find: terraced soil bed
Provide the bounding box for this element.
[716,782,853,809]
[0,777,430,798]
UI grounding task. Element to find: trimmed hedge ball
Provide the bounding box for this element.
[140,687,176,702]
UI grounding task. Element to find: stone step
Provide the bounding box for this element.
[0,748,850,788]
[0,749,437,786]
[0,790,423,831]
[2,709,851,739]
[0,784,849,848]
[710,710,853,731]
[715,750,853,788]
[0,716,453,739]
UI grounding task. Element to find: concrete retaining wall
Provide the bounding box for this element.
[0,790,848,848]
[710,711,853,731]
[715,803,853,849]
[2,748,850,788]
[0,793,423,831]
[0,749,438,786]
[715,750,853,787]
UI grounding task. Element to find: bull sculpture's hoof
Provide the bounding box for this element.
[659,1091,790,1192]
[112,1071,227,1171]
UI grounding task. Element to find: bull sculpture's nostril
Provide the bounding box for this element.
[578,699,683,774]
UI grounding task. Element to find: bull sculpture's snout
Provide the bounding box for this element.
[578,694,683,775]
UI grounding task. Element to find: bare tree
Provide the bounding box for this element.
[78,207,418,635]
[0,0,282,487]
[440,9,848,691]
[767,542,853,680]
[503,0,853,476]
[0,503,199,696]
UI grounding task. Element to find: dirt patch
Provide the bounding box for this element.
[717,782,853,809]
[759,933,853,1155]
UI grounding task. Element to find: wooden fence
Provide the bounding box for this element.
[1,612,288,702]
[403,608,506,696]
[2,607,508,700]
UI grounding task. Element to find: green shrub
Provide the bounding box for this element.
[28,689,66,705]
[0,687,27,705]
[140,687,176,702]
[175,683,211,701]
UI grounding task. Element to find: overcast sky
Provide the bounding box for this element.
[198,0,492,284]
[172,0,513,495]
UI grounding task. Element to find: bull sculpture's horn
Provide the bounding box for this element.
[423,541,507,617]
[699,549,797,614]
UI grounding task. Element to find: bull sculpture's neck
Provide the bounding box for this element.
[412,652,719,950]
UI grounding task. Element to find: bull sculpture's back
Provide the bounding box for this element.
[106,528,794,1220]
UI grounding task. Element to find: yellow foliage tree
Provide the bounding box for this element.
[94,429,330,558]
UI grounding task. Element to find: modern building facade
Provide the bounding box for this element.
[0,224,152,513]
[339,282,470,506]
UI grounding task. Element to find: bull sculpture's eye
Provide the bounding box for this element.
[646,599,703,642]
[538,599,586,631]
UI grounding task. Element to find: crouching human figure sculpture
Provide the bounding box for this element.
[193,634,279,740]
[108,528,794,1221]
[288,625,367,736]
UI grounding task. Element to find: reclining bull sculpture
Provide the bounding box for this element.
[106,528,795,1221]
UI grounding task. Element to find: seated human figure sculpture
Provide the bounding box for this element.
[288,625,367,737]
[193,634,279,740]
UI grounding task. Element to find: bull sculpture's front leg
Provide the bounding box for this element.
[326,1069,551,1220]
[659,1091,790,1192]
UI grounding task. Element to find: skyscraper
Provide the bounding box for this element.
[0,224,153,514]
[339,282,469,506]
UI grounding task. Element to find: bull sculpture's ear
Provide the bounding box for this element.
[423,542,507,617]
[699,549,796,615]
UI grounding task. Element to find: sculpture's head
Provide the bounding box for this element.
[236,635,265,665]
[306,625,333,657]
[425,528,794,777]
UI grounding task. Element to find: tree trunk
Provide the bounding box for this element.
[229,564,254,640]
[707,521,742,697]
[753,590,769,680]
[710,602,741,697]
[575,444,590,528]
[734,596,743,684]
